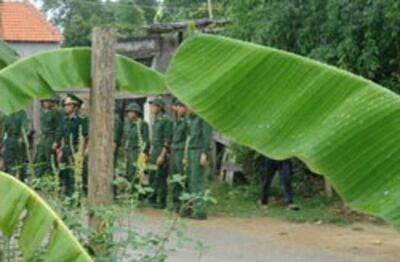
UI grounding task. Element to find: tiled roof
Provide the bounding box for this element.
[0,0,62,43]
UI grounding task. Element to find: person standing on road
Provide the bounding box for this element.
[35,94,63,177]
[186,111,212,220]
[59,94,88,197]
[0,111,5,171]
[258,156,299,210]
[4,110,28,181]
[170,100,189,213]
[148,97,172,209]
[124,102,150,183]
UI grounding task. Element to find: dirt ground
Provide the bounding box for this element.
[131,210,400,262]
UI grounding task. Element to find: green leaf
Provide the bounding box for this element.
[0,41,19,69]
[166,34,400,229]
[0,48,166,114]
[0,172,92,261]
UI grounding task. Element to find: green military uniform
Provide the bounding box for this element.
[4,110,28,180]
[124,103,150,178]
[114,111,124,170]
[112,111,123,198]
[170,104,189,211]
[149,98,173,208]
[114,113,123,161]
[187,114,212,219]
[35,97,63,177]
[60,95,88,197]
[0,111,5,170]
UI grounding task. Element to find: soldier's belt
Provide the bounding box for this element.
[127,146,140,150]
[151,143,165,148]
[41,133,55,138]
[6,134,21,138]
[188,146,204,150]
[171,146,185,151]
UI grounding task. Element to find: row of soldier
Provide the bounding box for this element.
[0,94,211,220]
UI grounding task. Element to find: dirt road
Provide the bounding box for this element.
[131,210,400,262]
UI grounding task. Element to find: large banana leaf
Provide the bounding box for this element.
[0,48,165,114]
[166,34,400,229]
[0,172,92,261]
[0,41,19,69]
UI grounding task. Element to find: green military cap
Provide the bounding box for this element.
[64,93,83,108]
[175,100,186,107]
[149,97,166,109]
[171,96,179,105]
[125,102,142,114]
[41,93,61,102]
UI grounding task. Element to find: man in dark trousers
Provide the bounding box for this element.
[259,156,299,210]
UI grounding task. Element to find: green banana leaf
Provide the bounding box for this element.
[0,172,92,261]
[166,34,400,229]
[0,41,19,69]
[0,48,166,114]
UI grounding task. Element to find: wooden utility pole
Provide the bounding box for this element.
[207,0,213,20]
[88,27,116,253]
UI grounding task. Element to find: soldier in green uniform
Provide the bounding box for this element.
[114,107,123,164]
[0,111,5,171]
[112,107,123,198]
[186,111,212,220]
[124,102,150,181]
[170,100,189,212]
[35,94,63,177]
[4,110,29,181]
[149,97,173,209]
[59,94,88,197]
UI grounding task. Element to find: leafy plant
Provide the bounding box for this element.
[0,172,92,261]
[225,0,400,93]
[0,48,165,114]
[166,34,400,229]
[0,41,19,69]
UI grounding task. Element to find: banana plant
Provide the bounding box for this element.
[0,48,166,114]
[0,48,165,260]
[0,41,19,69]
[0,172,92,261]
[1,33,400,256]
[166,34,400,229]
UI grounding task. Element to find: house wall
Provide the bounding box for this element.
[116,36,179,125]
[7,42,60,57]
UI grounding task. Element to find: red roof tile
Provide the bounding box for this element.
[0,0,62,43]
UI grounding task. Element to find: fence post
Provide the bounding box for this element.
[88,27,116,254]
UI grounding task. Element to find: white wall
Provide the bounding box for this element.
[7,42,59,57]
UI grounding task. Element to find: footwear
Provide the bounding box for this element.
[171,203,181,214]
[287,203,300,211]
[179,207,192,218]
[190,213,207,220]
[257,200,269,209]
[153,203,166,209]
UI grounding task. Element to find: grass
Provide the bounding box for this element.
[207,181,382,226]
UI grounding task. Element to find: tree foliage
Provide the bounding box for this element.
[42,0,148,46]
[161,0,228,22]
[226,0,400,93]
